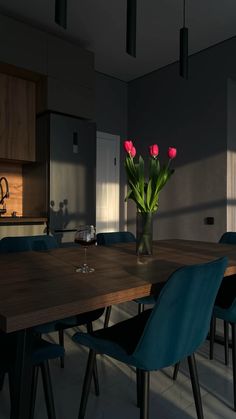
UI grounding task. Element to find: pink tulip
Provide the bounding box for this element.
[130,146,136,158]
[149,144,159,158]
[168,147,177,160]
[123,140,133,154]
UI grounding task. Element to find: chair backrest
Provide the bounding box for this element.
[96,231,136,246]
[132,257,227,371]
[0,235,58,253]
[219,232,236,244]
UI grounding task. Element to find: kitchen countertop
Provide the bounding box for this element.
[0,217,48,224]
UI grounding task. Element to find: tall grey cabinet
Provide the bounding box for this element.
[36,112,96,244]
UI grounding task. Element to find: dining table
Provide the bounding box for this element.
[1,238,236,419]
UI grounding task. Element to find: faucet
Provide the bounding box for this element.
[0,177,9,205]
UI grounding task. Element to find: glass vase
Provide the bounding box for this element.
[136,212,153,256]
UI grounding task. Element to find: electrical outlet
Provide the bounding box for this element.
[204,217,214,225]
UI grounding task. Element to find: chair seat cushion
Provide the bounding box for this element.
[32,338,65,364]
[215,274,236,309]
[92,309,152,354]
[213,304,236,323]
[0,333,64,369]
[35,308,105,334]
[73,309,152,368]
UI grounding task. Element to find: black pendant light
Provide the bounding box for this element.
[179,0,188,79]
[126,0,137,57]
[55,0,67,29]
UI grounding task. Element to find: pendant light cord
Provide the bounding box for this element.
[183,0,186,28]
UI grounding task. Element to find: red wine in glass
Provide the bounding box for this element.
[74,238,97,246]
[74,225,96,273]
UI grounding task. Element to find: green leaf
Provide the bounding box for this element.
[128,179,146,211]
[146,179,152,211]
[138,156,145,201]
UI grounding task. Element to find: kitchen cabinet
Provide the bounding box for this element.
[0,73,36,162]
[46,36,95,119]
[0,15,95,119]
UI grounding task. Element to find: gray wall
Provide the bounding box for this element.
[126,38,236,242]
[95,72,128,229]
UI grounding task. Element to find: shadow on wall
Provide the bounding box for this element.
[49,199,70,243]
[48,198,96,244]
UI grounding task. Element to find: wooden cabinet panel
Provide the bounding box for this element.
[0,74,36,162]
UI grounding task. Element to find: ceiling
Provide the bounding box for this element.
[0,0,235,81]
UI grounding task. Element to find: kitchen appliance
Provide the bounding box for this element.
[37,113,96,244]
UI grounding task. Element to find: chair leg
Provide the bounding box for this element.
[140,370,150,419]
[173,362,180,381]
[188,354,204,419]
[78,349,97,419]
[136,368,142,408]
[58,329,65,368]
[29,366,39,419]
[209,316,216,360]
[231,322,236,411]
[0,371,5,391]
[104,306,112,328]
[224,321,229,366]
[8,370,14,407]
[138,304,145,315]
[40,361,56,419]
[86,323,100,396]
[8,366,39,419]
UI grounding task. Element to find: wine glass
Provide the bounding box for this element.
[74,225,96,273]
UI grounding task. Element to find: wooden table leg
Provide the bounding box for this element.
[10,329,33,419]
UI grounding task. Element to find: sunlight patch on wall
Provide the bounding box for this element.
[96,180,119,233]
[227,150,236,231]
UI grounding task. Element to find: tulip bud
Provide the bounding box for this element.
[130,146,136,158]
[123,140,133,154]
[149,144,159,158]
[168,147,177,159]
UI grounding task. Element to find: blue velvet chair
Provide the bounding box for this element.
[219,232,236,244]
[0,331,64,419]
[0,234,59,252]
[0,235,104,373]
[96,231,136,246]
[96,231,156,327]
[209,232,236,411]
[211,302,236,411]
[73,257,227,419]
[209,232,236,366]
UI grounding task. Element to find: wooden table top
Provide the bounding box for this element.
[1,239,236,333]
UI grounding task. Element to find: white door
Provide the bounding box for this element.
[96,132,120,233]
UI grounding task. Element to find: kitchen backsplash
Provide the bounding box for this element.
[0,162,22,217]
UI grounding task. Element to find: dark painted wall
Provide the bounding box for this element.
[95,72,128,136]
[127,38,236,241]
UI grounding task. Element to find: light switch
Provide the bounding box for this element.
[73,131,78,154]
